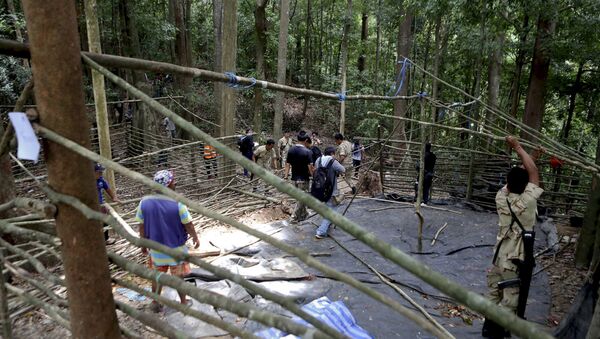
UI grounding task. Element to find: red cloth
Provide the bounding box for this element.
[550,156,563,169]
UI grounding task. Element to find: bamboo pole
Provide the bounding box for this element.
[377,125,385,193]
[36,151,449,338]
[0,96,182,109]
[407,57,594,165]
[369,110,600,175]
[0,39,417,102]
[416,99,426,244]
[72,55,554,339]
[84,0,115,190]
[330,235,455,339]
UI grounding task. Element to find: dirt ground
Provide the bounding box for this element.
[538,223,588,328]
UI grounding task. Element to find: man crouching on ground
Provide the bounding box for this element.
[482,136,543,338]
[135,169,200,312]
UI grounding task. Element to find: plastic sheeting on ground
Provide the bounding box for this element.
[256,296,373,339]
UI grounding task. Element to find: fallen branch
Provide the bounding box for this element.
[227,187,281,204]
[431,223,448,246]
[207,227,284,263]
[445,244,494,256]
[354,196,463,215]
[330,235,455,339]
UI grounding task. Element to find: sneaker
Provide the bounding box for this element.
[315,234,326,239]
[420,203,427,207]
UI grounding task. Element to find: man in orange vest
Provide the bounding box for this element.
[203,144,218,179]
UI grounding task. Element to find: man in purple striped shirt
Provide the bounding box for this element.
[136,170,199,311]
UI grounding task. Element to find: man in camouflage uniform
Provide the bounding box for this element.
[277,131,294,169]
[334,133,356,195]
[253,139,277,171]
[483,136,543,338]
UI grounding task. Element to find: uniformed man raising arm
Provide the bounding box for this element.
[482,136,543,338]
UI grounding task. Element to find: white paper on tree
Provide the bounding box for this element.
[8,112,40,163]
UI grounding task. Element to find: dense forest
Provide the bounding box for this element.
[1,0,599,155]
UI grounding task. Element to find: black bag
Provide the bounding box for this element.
[311,157,336,202]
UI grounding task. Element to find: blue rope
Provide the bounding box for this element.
[336,91,349,102]
[224,72,257,90]
[387,58,410,97]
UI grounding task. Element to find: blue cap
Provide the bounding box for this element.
[94,163,105,172]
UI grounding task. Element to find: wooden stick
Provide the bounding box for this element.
[431,223,448,246]
[207,227,284,263]
[330,235,455,339]
[353,196,463,215]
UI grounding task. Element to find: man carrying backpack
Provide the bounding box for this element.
[313,146,345,239]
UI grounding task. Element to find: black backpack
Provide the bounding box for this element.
[311,157,336,202]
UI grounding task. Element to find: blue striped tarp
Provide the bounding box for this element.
[256,296,372,339]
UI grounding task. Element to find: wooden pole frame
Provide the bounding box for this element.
[78,55,553,339]
[20,1,121,337]
[84,0,115,190]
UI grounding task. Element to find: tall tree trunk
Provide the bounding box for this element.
[551,62,585,205]
[507,14,530,135]
[273,0,290,139]
[302,0,312,117]
[522,13,557,141]
[212,0,223,136]
[339,0,352,134]
[357,6,368,73]
[84,0,115,191]
[373,0,382,91]
[253,0,269,134]
[120,0,152,155]
[172,0,193,88]
[575,137,600,268]
[429,14,443,142]
[220,0,237,138]
[562,62,584,142]
[21,1,121,337]
[485,30,505,148]
[392,5,413,149]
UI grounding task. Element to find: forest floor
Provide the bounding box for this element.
[538,223,588,328]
